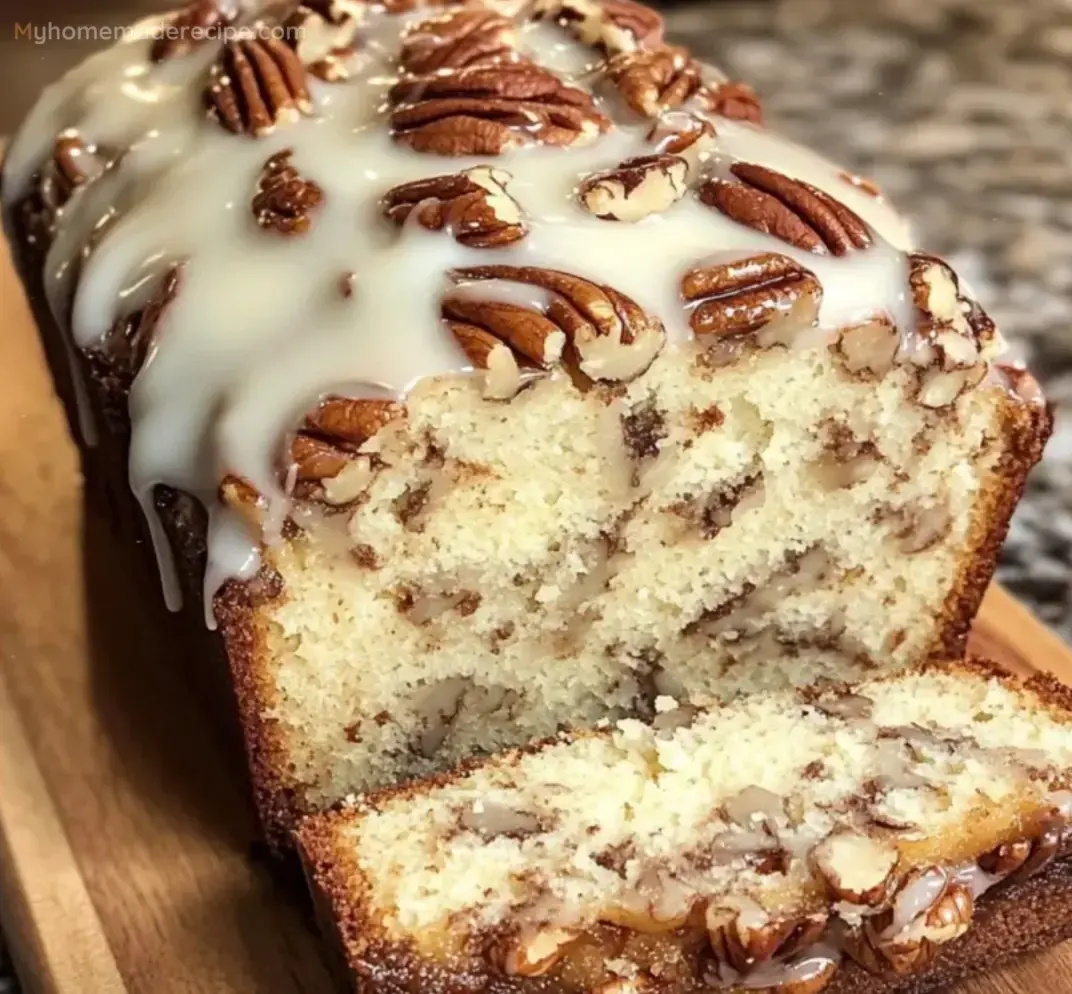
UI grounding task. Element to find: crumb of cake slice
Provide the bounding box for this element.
[296,660,1072,994]
[226,330,1049,844]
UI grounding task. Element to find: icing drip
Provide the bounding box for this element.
[2,1,938,616]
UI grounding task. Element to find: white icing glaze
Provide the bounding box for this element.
[2,0,930,616]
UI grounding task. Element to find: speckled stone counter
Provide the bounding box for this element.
[664,0,1072,643]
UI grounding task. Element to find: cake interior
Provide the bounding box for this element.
[299,665,1072,990]
[254,330,1015,812]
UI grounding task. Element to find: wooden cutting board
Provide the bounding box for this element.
[0,238,1070,994]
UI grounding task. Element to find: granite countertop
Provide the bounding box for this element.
[666,0,1072,644]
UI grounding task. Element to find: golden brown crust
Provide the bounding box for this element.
[925,390,1054,663]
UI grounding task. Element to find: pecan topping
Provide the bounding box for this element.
[151,0,233,63]
[390,62,610,155]
[289,396,402,503]
[284,1,364,81]
[252,150,324,234]
[446,266,665,392]
[706,80,763,125]
[904,253,992,407]
[700,163,872,256]
[839,171,883,199]
[207,38,313,137]
[382,167,526,247]
[442,283,568,399]
[682,253,822,338]
[578,153,688,222]
[96,265,184,381]
[647,112,713,154]
[33,133,104,222]
[606,45,703,118]
[908,252,995,350]
[400,7,516,74]
[532,0,664,53]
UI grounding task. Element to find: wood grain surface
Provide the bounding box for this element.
[0,239,1070,994]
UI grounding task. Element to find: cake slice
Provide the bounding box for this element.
[1,0,1052,851]
[297,660,1072,994]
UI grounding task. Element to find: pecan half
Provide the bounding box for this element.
[531,0,664,53]
[382,166,526,247]
[390,62,610,155]
[35,132,104,220]
[442,280,568,399]
[682,253,822,338]
[904,253,992,407]
[447,265,665,388]
[207,38,313,137]
[578,153,688,222]
[252,149,324,234]
[284,1,363,81]
[400,6,516,74]
[845,873,973,976]
[289,396,402,503]
[95,265,184,382]
[19,134,101,251]
[151,0,234,63]
[700,163,872,256]
[706,80,763,125]
[606,45,703,118]
[706,898,828,976]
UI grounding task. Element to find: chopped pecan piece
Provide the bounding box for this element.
[447,265,665,388]
[94,265,184,382]
[400,6,516,74]
[606,45,703,118]
[682,253,822,338]
[578,153,688,222]
[904,253,992,407]
[706,80,763,124]
[252,150,324,234]
[839,170,883,199]
[810,830,899,906]
[151,0,234,63]
[390,62,610,155]
[833,318,900,380]
[500,926,580,977]
[382,166,526,247]
[531,0,664,53]
[700,163,872,256]
[284,1,363,81]
[207,37,313,137]
[647,111,714,156]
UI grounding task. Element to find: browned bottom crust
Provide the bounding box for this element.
[300,853,1072,994]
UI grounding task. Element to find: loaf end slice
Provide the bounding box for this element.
[296,659,1072,994]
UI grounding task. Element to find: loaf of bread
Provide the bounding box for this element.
[0,0,1051,848]
[297,660,1072,994]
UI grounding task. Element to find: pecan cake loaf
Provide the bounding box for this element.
[0,0,1052,847]
[298,661,1072,994]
